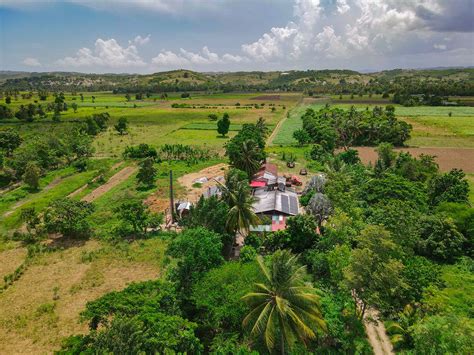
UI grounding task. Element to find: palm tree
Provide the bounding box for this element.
[224,180,260,234]
[242,251,326,354]
[232,139,262,179]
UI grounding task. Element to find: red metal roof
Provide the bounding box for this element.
[250,181,266,187]
[256,163,278,177]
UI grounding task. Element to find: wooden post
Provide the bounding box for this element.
[169,170,174,224]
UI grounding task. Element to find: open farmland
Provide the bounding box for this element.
[0,82,473,354]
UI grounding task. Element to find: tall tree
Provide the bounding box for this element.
[242,250,326,353]
[217,113,231,137]
[114,117,129,135]
[136,157,157,187]
[344,225,407,318]
[219,178,259,235]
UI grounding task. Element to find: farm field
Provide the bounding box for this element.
[0,238,166,353]
[1,92,299,157]
[1,89,473,353]
[270,102,474,175]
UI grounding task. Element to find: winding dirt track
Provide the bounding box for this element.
[364,309,394,355]
[80,166,137,203]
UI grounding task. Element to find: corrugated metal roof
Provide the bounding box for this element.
[252,187,299,216]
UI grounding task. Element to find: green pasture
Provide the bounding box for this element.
[0,159,116,234]
[272,102,474,148]
[271,104,321,146]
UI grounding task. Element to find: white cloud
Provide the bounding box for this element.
[151,51,190,67]
[130,34,150,46]
[22,57,41,67]
[433,43,447,50]
[56,38,146,68]
[151,46,248,68]
[336,0,350,14]
[242,25,298,61]
[314,26,347,58]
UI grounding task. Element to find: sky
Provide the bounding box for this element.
[0,0,473,74]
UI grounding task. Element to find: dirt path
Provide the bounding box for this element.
[364,308,394,355]
[0,182,21,196]
[68,162,124,199]
[80,166,137,203]
[267,111,289,146]
[2,177,63,218]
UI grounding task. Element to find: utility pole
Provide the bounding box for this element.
[169,170,174,224]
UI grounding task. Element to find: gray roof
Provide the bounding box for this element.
[203,185,221,198]
[253,187,299,216]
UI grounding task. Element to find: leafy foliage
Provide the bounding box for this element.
[242,250,326,353]
[43,198,94,238]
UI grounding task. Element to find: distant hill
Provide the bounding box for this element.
[1,68,473,95]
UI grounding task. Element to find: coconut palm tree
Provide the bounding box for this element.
[232,139,262,179]
[224,180,260,234]
[242,251,326,354]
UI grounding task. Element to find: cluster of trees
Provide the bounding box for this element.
[225,117,268,178]
[296,105,412,150]
[296,143,473,353]
[15,196,163,245]
[392,92,456,107]
[0,112,112,188]
[0,125,94,188]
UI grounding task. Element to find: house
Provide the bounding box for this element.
[250,183,300,232]
[251,163,279,187]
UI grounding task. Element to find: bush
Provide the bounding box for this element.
[43,198,94,238]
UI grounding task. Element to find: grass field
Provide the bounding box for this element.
[0,238,166,353]
[2,92,299,157]
[1,90,473,352]
[270,102,474,148]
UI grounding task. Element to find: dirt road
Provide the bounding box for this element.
[364,308,394,355]
[81,166,137,203]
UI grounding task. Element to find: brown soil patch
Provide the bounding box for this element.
[81,166,137,203]
[177,163,228,203]
[250,95,280,100]
[145,195,170,214]
[355,147,474,173]
[0,247,27,279]
[68,161,124,199]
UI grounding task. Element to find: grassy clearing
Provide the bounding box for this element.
[271,103,318,146]
[0,238,166,353]
[0,160,116,234]
[2,92,298,158]
[89,158,224,236]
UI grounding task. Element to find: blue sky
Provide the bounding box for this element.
[1,0,473,73]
